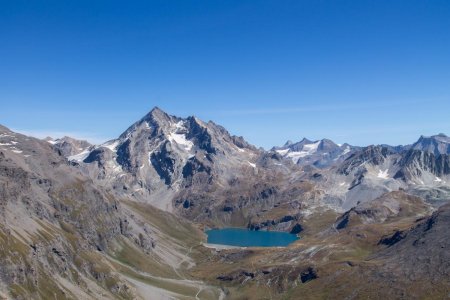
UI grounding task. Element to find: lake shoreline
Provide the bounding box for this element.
[202,243,247,250]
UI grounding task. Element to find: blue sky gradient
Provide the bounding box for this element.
[1,0,449,148]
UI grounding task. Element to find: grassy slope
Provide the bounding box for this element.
[106,201,223,300]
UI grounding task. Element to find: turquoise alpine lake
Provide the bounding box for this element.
[206,228,299,247]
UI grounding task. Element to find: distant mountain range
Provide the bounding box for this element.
[272,133,450,165]
[0,107,449,299]
[40,107,450,223]
[272,138,358,168]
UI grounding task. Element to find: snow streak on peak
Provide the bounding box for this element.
[377,169,389,179]
[68,149,91,162]
[342,146,351,155]
[168,121,194,152]
[275,149,289,156]
[282,141,321,163]
[102,140,120,152]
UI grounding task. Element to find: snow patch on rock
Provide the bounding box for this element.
[68,149,91,162]
[342,146,351,155]
[275,149,290,156]
[168,121,193,151]
[284,141,321,163]
[101,140,120,152]
[377,169,389,179]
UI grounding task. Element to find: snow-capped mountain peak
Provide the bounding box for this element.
[272,138,357,168]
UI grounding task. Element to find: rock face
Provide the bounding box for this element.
[300,267,318,283]
[369,203,450,295]
[395,149,450,179]
[337,145,393,176]
[410,133,450,155]
[248,215,301,232]
[46,136,94,159]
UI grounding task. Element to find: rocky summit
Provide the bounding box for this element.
[0,108,449,299]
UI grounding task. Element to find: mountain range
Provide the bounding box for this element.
[0,107,449,299]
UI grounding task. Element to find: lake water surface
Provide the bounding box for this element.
[206,228,299,247]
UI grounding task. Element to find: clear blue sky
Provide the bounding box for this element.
[1,0,449,148]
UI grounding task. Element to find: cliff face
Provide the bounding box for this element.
[375,202,450,281]
[395,149,450,179]
[410,134,450,156]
